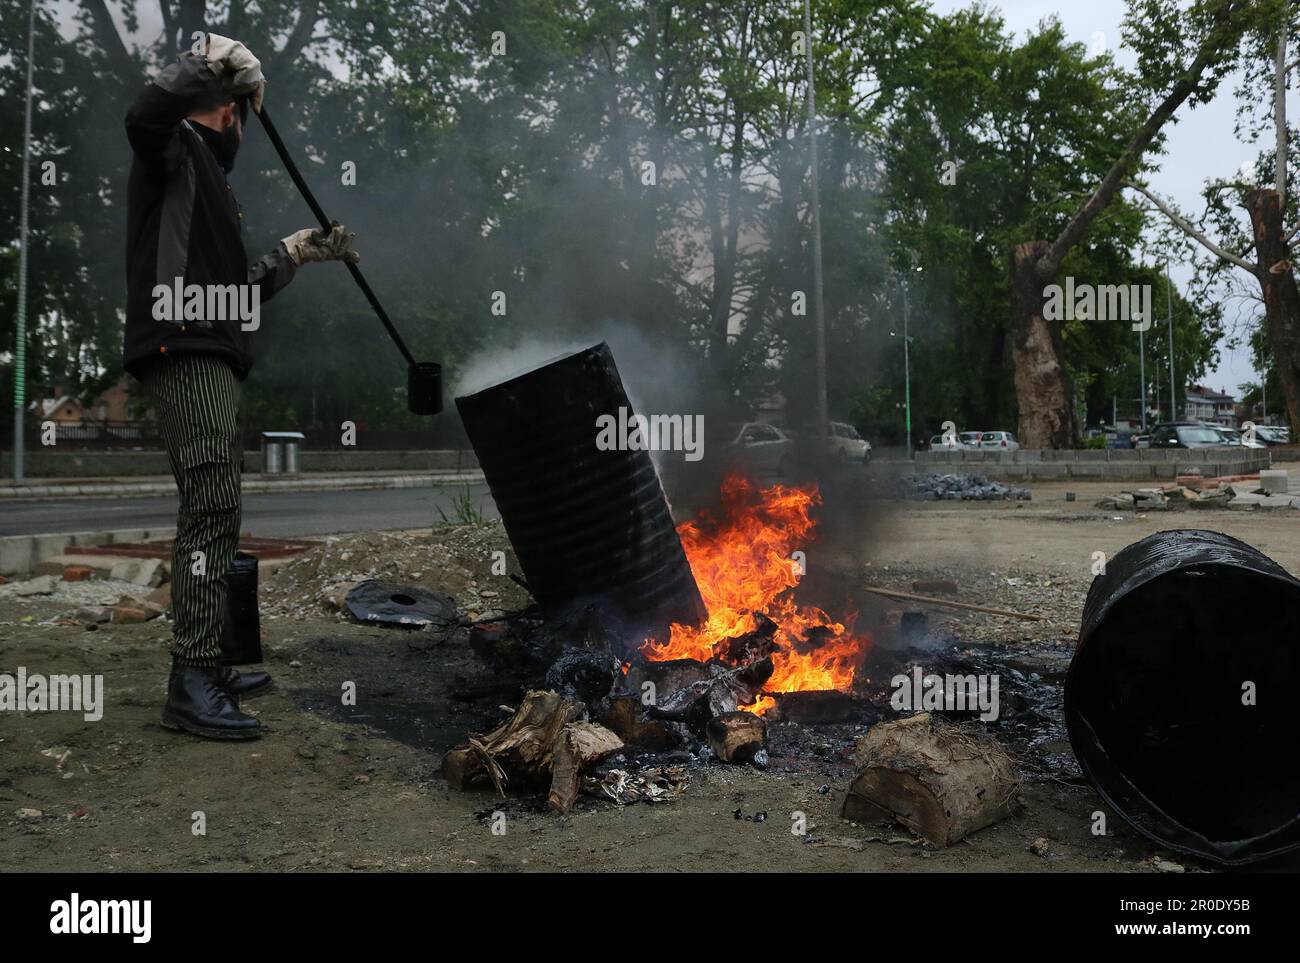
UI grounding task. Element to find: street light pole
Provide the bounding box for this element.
[802,0,829,445]
[11,0,35,483]
[1165,261,1176,421]
[902,275,912,458]
[1138,325,1146,431]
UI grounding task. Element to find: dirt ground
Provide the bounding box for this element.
[4,476,1299,873]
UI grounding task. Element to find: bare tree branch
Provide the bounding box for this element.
[1124,180,1258,272]
[1038,0,1251,278]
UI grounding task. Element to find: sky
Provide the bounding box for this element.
[931,0,1288,400]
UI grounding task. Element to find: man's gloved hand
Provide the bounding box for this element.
[205,33,265,112]
[281,223,361,266]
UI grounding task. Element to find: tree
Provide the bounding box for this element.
[1126,0,1300,430]
[1009,0,1257,448]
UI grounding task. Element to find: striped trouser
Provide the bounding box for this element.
[139,353,243,668]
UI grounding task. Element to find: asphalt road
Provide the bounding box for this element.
[0,484,499,538]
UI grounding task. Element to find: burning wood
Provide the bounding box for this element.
[841,712,1021,847]
[441,690,624,814]
[639,475,869,714]
[646,656,773,734]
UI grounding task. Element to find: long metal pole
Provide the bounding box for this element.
[1165,261,1176,420]
[1138,325,1146,430]
[11,0,35,483]
[802,0,829,445]
[902,277,912,458]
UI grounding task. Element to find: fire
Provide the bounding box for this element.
[640,474,868,713]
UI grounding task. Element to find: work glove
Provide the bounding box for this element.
[205,33,265,113]
[281,222,361,266]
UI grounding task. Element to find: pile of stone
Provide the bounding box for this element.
[908,472,1031,502]
[1097,471,1295,512]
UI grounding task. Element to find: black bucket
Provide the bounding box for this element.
[455,343,705,646]
[1066,529,1300,865]
[219,551,263,665]
[408,361,443,416]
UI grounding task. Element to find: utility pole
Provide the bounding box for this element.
[901,275,913,458]
[1138,325,1147,431]
[11,0,35,483]
[1165,261,1176,421]
[802,0,829,446]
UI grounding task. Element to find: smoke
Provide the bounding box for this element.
[452,320,709,425]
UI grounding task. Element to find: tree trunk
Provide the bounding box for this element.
[1010,241,1074,448]
[1245,189,1300,430]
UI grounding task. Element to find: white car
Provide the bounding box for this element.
[803,421,872,462]
[721,422,797,476]
[978,430,1019,451]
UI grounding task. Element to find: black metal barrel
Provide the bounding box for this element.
[455,343,706,645]
[1066,529,1300,865]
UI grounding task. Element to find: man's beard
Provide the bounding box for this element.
[218,124,241,173]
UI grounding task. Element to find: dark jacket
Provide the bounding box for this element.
[124,53,296,381]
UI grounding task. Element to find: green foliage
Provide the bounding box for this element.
[0,0,1247,443]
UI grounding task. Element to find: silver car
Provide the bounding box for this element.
[978,430,1019,451]
[721,422,797,476]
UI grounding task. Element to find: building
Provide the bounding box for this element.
[1183,385,1236,427]
[89,377,135,422]
[27,395,84,423]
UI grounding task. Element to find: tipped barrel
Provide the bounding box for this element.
[455,343,705,647]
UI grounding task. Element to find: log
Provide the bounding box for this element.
[596,694,679,750]
[706,711,767,763]
[547,721,624,813]
[440,689,582,792]
[441,690,624,812]
[841,712,1021,846]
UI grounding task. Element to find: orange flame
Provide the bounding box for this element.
[640,474,868,713]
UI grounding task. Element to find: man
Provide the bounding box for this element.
[125,35,358,740]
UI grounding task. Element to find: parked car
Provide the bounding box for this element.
[978,430,1019,451]
[720,422,797,476]
[800,421,872,462]
[1147,422,1227,449]
[1210,426,1243,446]
[928,430,981,450]
[1254,425,1290,446]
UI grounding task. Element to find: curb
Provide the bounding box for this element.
[0,471,486,503]
[1,527,179,579]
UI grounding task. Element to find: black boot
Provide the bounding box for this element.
[217,666,274,699]
[161,663,262,740]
